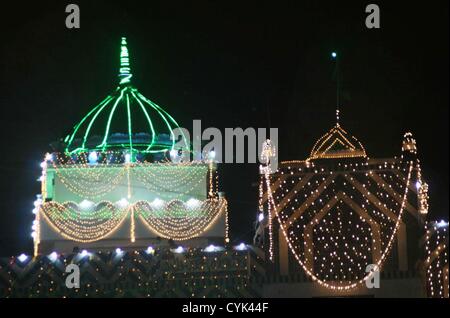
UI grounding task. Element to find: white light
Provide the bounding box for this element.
[258,213,264,222]
[31,231,36,238]
[331,52,337,58]
[437,220,449,228]
[115,198,129,209]
[80,250,89,257]
[88,151,98,164]
[174,246,184,254]
[45,153,53,161]
[209,150,216,159]
[203,244,224,253]
[79,199,94,210]
[235,243,247,251]
[204,244,216,252]
[125,153,131,163]
[170,149,177,158]
[18,254,28,263]
[31,224,36,231]
[32,208,38,214]
[150,198,164,209]
[186,198,200,208]
[145,246,155,255]
[115,248,123,255]
[48,252,58,262]
[37,176,45,182]
[40,161,47,169]
[34,199,42,207]
[416,181,421,190]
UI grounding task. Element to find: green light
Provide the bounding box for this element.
[64,38,186,154]
[65,95,113,152]
[137,92,188,151]
[81,95,115,150]
[131,90,156,151]
[126,92,133,152]
[137,92,175,150]
[119,37,132,85]
[97,87,125,149]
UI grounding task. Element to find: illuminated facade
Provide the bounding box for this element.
[256,116,444,297]
[32,38,228,255]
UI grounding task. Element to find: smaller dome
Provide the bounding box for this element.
[309,123,367,160]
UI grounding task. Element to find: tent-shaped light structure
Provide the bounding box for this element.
[308,117,366,160]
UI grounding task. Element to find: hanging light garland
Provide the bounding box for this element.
[425,220,449,298]
[132,161,208,199]
[264,163,413,290]
[260,140,275,261]
[51,152,128,199]
[48,153,210,200]
[39,198,226,243]
[135,198,227,241]
[415,160,429,215]
[40,201,129,243]
[259,138,414,290]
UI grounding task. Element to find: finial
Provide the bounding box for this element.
[332,51,340,111]
[332,51,340,126]
[119,37,132,85]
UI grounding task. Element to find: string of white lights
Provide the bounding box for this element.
[39,198,226,243]
[135,198,227,241]
[263,160,413,290]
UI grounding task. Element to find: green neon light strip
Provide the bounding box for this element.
[119,37,132,85]
[79,94,116,150]
[97,88,126,150]
[137,92,187,150]
[79,95,115,151]
[131,90,156,151]
[126,92,133,152]
[65,95,113,152]
[135,92,175,150]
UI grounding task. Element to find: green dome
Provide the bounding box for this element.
[64,38,184,154]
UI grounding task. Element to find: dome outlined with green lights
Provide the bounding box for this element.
[64,37,184,154]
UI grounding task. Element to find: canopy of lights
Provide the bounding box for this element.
[258,126,431,292]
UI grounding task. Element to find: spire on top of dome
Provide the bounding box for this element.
[63,37,188,155]
[305,51,367,160]
[118,37,132,85]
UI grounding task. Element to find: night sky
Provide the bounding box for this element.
[0,1,448,256]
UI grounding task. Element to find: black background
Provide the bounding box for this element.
[0,0,448,256]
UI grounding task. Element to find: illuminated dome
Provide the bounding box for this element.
[64,37,184,154]
[309,115,366,160]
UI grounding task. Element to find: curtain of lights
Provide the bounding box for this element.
[50,154,209,200]
[40,199,227,243]
[132,162,208,199]
[261,161,413,291]
[135,198,227,241]
[40,201,129,243]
